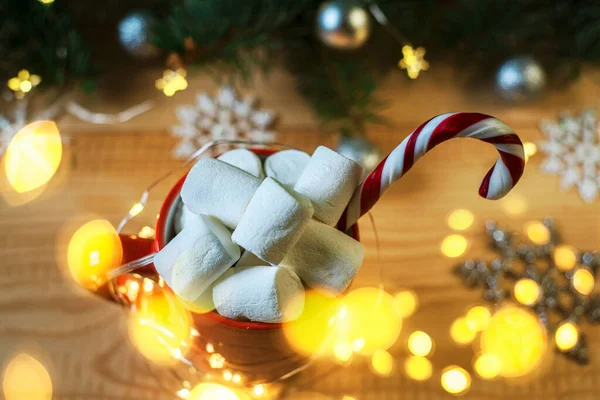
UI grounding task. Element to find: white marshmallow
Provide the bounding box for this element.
[232,177,313,265]
[213,265,305,323]
[174,203,199,234]
[181,158,261,228]
[264,149,310,188]
[281,220,364,296]
[236,251,265,267]
[294,146,364,225]
[153,215,241,302]
[218,148,265,179]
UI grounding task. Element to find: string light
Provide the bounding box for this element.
[209,353,226,369]
[514,278,541,306]
[502,193,528,216]
[138,226,155,239]
[352,338,366,352]
[2,353,52,400]
[252,384,265,397]
[370,349,395,377]
[7,70,41,99]
[393,290,418,318]
[38,0,55,4]
[206,343,215,353]
[572,268,594,295]
[143,278,155,293]
[473,353,501,380]
[333,341,354,363]
[554,245,578,272]
[480,305,548,378]
[188,383,239,400]
[555,321,579,351]
[232,373,242,384]
[465,306,491,332]
[155,68,188,96]
[525,221,550,245]
[177,388,190,399]
[128,202,145,217]
[4,121,62,194]
[407,331,433,357]
[223,370,233,381]
[441,234,468,258]
[523,142,538,162]
[450,317,477,345]
[447,209,475,231]
[404,356,432,381]
[441,366,471,395]
[398,45,429,79]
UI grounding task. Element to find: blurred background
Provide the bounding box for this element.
[1,0,600,399]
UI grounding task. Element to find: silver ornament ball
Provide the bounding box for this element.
[316,0,371,50]
[118,11,161,59]
[496,56,546,102]
[336,136,382,172]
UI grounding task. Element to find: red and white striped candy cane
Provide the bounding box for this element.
[339,112,525,230]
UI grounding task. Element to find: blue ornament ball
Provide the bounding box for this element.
[118,11,161,59]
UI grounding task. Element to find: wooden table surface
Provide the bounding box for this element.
[2,66,600,400]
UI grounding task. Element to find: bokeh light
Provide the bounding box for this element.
[572,268,594,296]
[553,245,578,272]
[408,331,433,357]
[209,353,226,369]
[481,305,548,378]
[404,356,432,381]
[514,278,541,306]
[393,290,418,318]
[128,288,192,366]
[465,306,491,332]
[283,290,340,355]
[441,366,471,395]
[67,219,123,289]
[333,341,353,363]
[252,384,265,397]
[441,234,468,258]
[525,221,550,245]
[523,142,538,162]
[447,209,475,231]
[554,322,579,351]
[4,121,62,193]
[337,287,402,355]
[138,226,155,239]
[450,317,477,345]
[188,383,239,400]
[370,349,395,377]
[3,353,52,400]
[502,193,528,216]
[473,353,501,380]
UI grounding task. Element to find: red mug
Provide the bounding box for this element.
[116,148,360,385]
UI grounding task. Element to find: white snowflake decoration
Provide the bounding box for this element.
[170,86,277,158]
[539,109,600,203]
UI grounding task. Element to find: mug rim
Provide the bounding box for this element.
[154,148,359,331]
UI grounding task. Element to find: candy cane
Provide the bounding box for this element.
[339,112,525,230]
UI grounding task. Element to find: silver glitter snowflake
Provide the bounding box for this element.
[455,218,600,364]
[539,109,600,203]
[170,86,277,158]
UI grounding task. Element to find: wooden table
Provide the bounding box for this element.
[2,66,600,400]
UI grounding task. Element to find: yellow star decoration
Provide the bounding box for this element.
[155,68,188,97]
[7,70,41,99]
[399,45,429,79]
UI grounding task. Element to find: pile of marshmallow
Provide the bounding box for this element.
[154,146,366,323]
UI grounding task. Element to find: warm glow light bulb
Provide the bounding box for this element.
[370,349,395,377]
[4,121,62,193]
[447,209,475,231]
[67,219,123,288]
[408,331,433,357]
[523,142,538,162]
[441,234,468,258]
[554,245,578,272]
[333,341,353,363]
[465,306,491,332]
[555,322,579,351]
[502,194,528,216]
[393,290,418,318]
[188,383,239,400]
[572,268,594,296]
[473,353,501,380]
[525,221,550,245]
[481,305,547,378]
[404,356,432,381]
[514,278,541,306]
[450,317,477,345]
[3,353,52,400]
[337,288,402,355]
[441,366,471,395]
